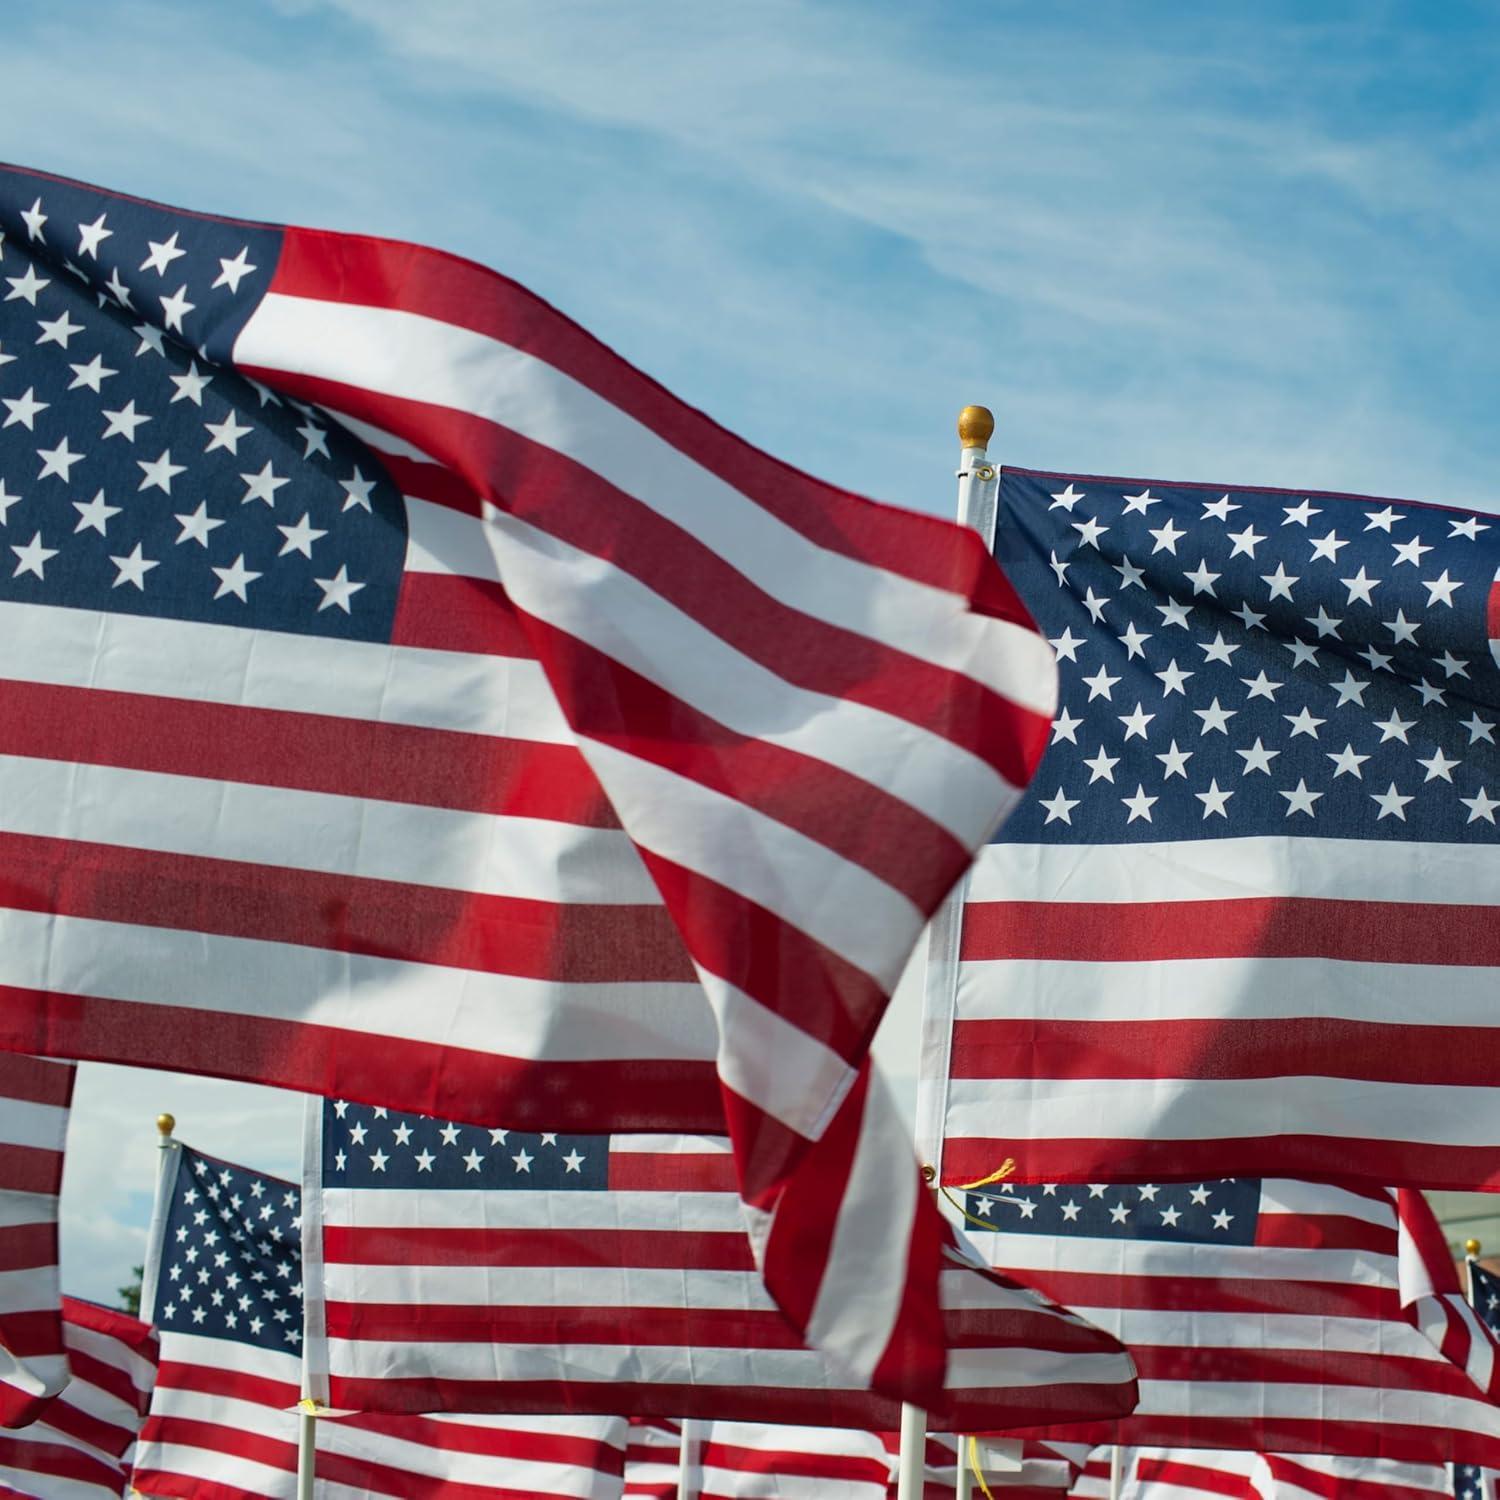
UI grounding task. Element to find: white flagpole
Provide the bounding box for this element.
[1110,1444,1124,1500]
[675,1418,698,1500]
[895,1399,926,1500]
[139,1113,179,1326]
[955,1435,974,1500]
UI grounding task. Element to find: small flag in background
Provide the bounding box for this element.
[134,1138,628,1500]
[0,1295,156,1500]
[303,1098,1137,1430]
[932,465,1500,1192]
[0,1053,74,1428]
[1453,1261,1500,1500]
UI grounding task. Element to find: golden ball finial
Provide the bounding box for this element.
[957,405,995,451]
[156,1112,175,1139]
[1466,1238,1482,1257]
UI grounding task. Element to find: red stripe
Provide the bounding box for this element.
[1126,1346,1484,1397]
[0,1144,61,1199]
[0,1054,73,1110]
[952,1016,1500,1088]
[127,1475,287,1500]
[153,1358,298,1407]
[0,1223,61,1274]
[268,228,1033,626]
[138,1414,296,1472]
[1263,1454,1448,1500]
[960,896,1499,965]
[699,1438,890,1484]
[334,1411,624,1469]
[1488,575,1500,645]
[392,572,539,657]
[323,1224,755,1271]
[1398,1186,1466,1295]
[315,1444,612,1500]
[1252,1211,1394,1255]
[607,1150,738,1193]
[0,674,613,827]
[0,1434,122,1492]
[1135,1457,1252,1499]
[943,1132,1500,1192]
[0,988,722,1133]
[0,828,693,984]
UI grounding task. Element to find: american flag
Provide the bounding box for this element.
[1125,1450,1452,1500]
[0,1295,156,1499]
[623,1419,683,1499]
[134,1138,628,1499]
[1454,1261,1500,1500]
[0,160,1056,1399]
[0,1052,74,1428]
[951,1177,1500,1466]
[888,1433,1089,1500]
[302,1099,1137,1430]
[927,465,1500,1191]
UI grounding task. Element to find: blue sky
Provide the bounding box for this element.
[9,0,1500,1297]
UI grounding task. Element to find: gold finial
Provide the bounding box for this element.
[156,1113,175,1140]
[1467,1238,1482,1257]
[957,405,995,452]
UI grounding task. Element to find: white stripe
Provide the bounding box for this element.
[134,1440,297,1498]
[237,293,1057,717]
[0,1097,68,1153]
[945,1074,1500,1147]
[968,833,1485,906]
[0,596,571,744]
[606,1134,730,1155]
[1258,1180,1395,1226]
[322,1187,744,1234]
[63,1321,156,1400]
[0,1190,59,1231]
[0,908,716,1064]
[943,1345,1138,1392]
[956,954,1500,1027]
[0,1268,68,1316]
[0,751,655,905]
[326,1264,765,1310]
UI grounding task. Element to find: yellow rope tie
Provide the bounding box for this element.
[955,1159,1016,1191]
[969,1435,996,1500]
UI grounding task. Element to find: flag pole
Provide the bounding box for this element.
[296,1402,316,1500]
[1466,1237,1482,1304]
[955,1434,974,1500]
[675,1418,697,1500]
[1110,1444,1124,1500]
[895,1399,926,1500]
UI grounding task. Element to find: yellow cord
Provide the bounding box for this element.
[969,1435,996,1500]
[955,1159,1016,1190]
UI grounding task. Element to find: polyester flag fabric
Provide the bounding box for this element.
[945,1176,1500,1466]
[883,1433,1087,1500]
[0,161,1057,1400]
[924,465,1500,1190]
[133,1138,628,1499]
[302,1100,1137,1430]
[0,1295,156,1499]
[1454,1260,1500,1500]
[1121,1450,1452,1500]
[0,1052,73,1428]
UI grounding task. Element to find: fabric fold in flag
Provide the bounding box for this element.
[0,160,1056,1402]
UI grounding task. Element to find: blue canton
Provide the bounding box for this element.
[964,1178,1260,1247]
[322,1099,609,1191]
[997,469,1500,843]
[0,166,405,642]
[156,1145,303,1355]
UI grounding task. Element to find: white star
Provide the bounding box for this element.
[133,322,166,358]
[414,1149,435,1172]
[2,386,47,430]
[1156,599,1193,631]
[137,449,186,494]
[0,480,20,526]
[348,1122,368,1145]
[1040,789,1080,825]
[1329,670,1368,707]
[1148,518,1185,555]
[1183,558,1220,596]
[1282,499,1320,526]
[1189,1185,1211,1205]
[1450,514,1489,540]
[1156,659,1194,696]
[1202,493,1239,522]
[277,514,328,558]
[169,361,213,405]
[1113,555,1146,590]
[392,1122,413,1146]
[68,353,116,392]
[1226,525,1265,558]
[76,213,112,258]
[73,489,121,535]
[174,502,224,548]
[1371,782,1414,821]
[1383,609,1420,645]
[4,264,49,305]
[1417,748,1459,783]
[314,565,367,614]
[20,198,46,241]
[1049,550,1069,586]
[1060,1200,1081,1221]
[240,460,289,507]
[159,284,196,333]
[1284,706,1325,739]
[1305,606,1342,639]
[1392,535,1432,567]
[1118,622,1152,659]
[0,340,14,370]
[1374,710,1415,744]
[1284,638,1321,669]
[1212,1209,1234,1231]
[462,1149,484,1172]
[109,542,159,590]
[1049,627,1084,662]
[140,231,187,276]
[1236,738,1279,775]
[1071,514,1107,548]
[1434,651,1470,680]
[1339,566,1380,605]
[1359,644,1393,672]
[1109,1202,1131,1224]
[1118,703,1155,740]
[1195,779,1233,819]
[1200,631,1239,665]
[1462,713,1496,745]
[562,1149,586,1172]
[488,1128,509,1145]
[1159,1205,1182,1227]
[1083,747,1120,784]
[1308,528,1347,562]
[1121,487,1159,515]
[1461,788,1500,825]
[35,309,83,348]
[1081,664,1120,701]
[1121,784,1157,823]
[438,1123,461,1146]
[1193,697,1236,734]
[340,467,376,512]
[1279,779,1322,817]
[204,411,253,455]
[511,1148,534,1173]
[101,399,152,442]
[296,420,330,459]
[10,531,57,579]
[1156,740,1192,779]
[1080,587,1109,623]
[1137,1184,1160,1201]
[212,554,263,602]
[104,266,132,308]
[1414,677,1446,707]
[213,246,259,293]
[1363,505,1402,532]
[1422,569,1462,607]
[1326,744,1368,779]
[369,1149,390,1172]
[1260,561,1296,600]
[1051,707,1082,744]
[36,437,83,483]
[1240,670,1281,702]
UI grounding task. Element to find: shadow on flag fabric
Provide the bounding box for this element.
[923,465,1500,1191]
[0,1053,74,1428]
[940,1175,1500,1467]
[301,1101,1137,1430]
[0,161,1058,1403]
[134,1137,629,1499]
